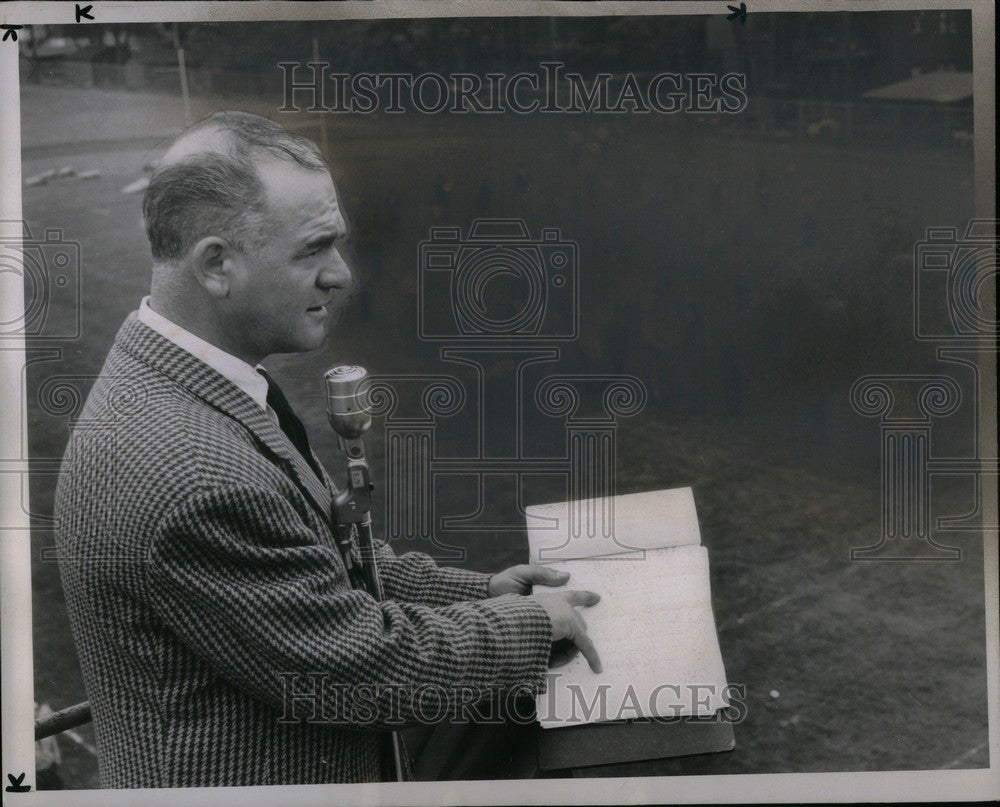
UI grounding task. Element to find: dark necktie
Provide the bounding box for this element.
[258,369,324,481]
[259,370,367,592]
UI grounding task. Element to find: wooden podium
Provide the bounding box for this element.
[537,716,735,776]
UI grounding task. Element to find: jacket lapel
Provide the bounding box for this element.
[314,452,339,501]
[115,313,334,525]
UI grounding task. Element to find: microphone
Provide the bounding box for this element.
[324,364,372,442]
[323,364,373,525]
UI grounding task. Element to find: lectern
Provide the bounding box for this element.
[525,488,736,776]
[537,716,735,776]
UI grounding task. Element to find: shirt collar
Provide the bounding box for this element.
[137,296,269,412]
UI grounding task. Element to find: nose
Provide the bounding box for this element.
[318,247,353,292]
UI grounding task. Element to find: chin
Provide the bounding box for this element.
[294,329,328,354]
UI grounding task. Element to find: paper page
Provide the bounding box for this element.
[525,487,701,564]
[535,544,730,729]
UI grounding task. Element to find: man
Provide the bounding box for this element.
[54,111,601,788]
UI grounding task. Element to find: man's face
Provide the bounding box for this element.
[224,160,353,361]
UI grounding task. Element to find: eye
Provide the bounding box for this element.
[301,237,339,259]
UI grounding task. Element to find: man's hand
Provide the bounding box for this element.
[532,590,602,673]
[487,564,570,596]
[487,565,602,672]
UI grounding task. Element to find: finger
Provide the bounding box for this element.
[573,628,602,674]
[549,640,580,668]
[525,566,571,587]
[563,589,601,607]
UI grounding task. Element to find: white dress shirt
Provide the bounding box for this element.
[137,296,272,416]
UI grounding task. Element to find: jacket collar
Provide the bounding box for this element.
[137,296,270,412]
[114,312,335,524]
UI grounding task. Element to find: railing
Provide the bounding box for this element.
[21,58,281,98]
[35,701,92,741]
[725,96,973,150]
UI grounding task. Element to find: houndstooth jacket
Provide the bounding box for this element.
[54,313,553,788]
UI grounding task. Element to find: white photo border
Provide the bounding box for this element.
[1,1,995,804]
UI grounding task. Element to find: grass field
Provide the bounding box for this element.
[19,84,989,787]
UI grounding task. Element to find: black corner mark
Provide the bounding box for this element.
[76,4,95,23]
[727,2,748,24]
[5,772,30,793]
[2,25,24,42]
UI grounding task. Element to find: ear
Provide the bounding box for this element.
[189,236,239,299]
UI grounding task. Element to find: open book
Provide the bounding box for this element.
[525,487,730,729]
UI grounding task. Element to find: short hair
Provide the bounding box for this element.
[142,111,329,261]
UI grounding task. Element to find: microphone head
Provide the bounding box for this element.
[324,365,372,439]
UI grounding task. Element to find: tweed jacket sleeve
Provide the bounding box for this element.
[372,542,492,606]
[146,482,553,729]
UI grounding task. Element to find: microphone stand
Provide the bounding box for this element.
[332,436,385,606]
[328,376,406,784]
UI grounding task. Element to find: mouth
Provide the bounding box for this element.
[306,303,329,315]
